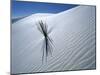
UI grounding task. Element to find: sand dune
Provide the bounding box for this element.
[11,6,96,74]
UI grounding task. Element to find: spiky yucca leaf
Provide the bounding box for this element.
[37,20,55,63]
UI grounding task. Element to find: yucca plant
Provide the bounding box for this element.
[37,20,55,63]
